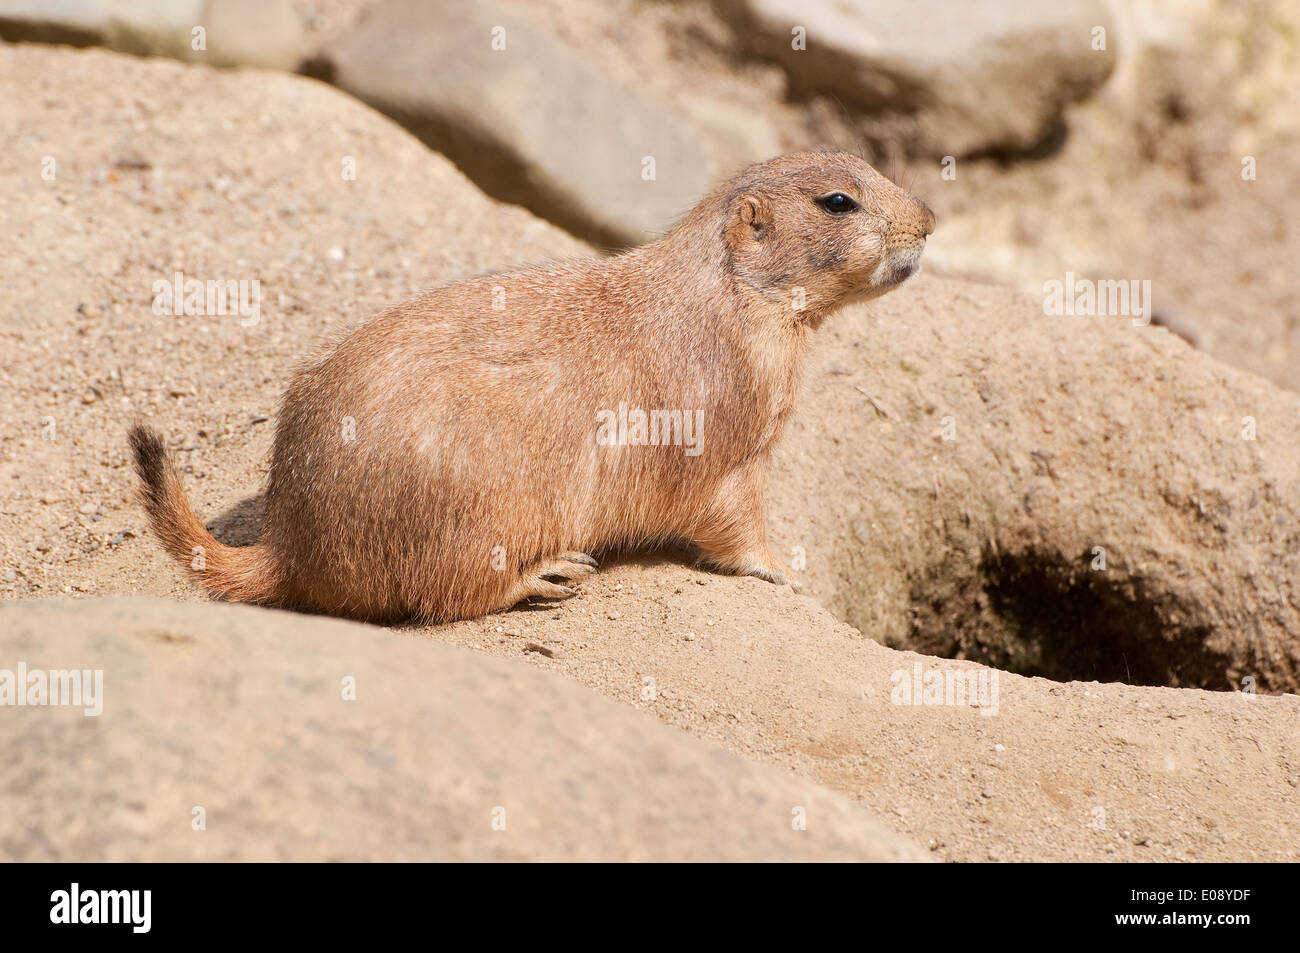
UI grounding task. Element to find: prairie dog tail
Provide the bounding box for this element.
[128,424,278,604]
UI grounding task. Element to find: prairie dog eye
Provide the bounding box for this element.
[817,192,859,215]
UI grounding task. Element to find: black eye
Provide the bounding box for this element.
[817,192,859,215]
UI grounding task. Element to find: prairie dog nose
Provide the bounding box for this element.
[914,199,936,237]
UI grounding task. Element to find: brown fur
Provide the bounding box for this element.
[130,152,935,623]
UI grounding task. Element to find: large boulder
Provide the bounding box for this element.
[723,0,1117,156]
[769,274,1300,694]
[317,0,712,247]
[0,42,591,599]
[0,596,925,860]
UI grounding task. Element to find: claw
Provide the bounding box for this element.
[746,565,788,586]
[538,557,596,582]
[526,579,578,601]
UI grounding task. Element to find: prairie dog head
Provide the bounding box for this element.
[722,152,935,318]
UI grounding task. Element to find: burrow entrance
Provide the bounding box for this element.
[903,548,1238,690]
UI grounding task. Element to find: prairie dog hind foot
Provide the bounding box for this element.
[695,551,800,591]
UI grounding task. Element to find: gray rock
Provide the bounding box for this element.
[200,0,305,70]
[320,0,711,247]
[725,0,1117,156]
[0,596,927,861]
[0,0,199,56]
[0,0,304,70]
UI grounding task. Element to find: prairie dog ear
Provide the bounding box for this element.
[727,192,773,245]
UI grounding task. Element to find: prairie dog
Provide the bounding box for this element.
[131,152,935,623]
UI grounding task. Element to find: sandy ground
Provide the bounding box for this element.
[2,45,1298,862]
[425,558,1300,862]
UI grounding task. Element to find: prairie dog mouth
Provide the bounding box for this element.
[871,246,924,289]
[831,246,927,311]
